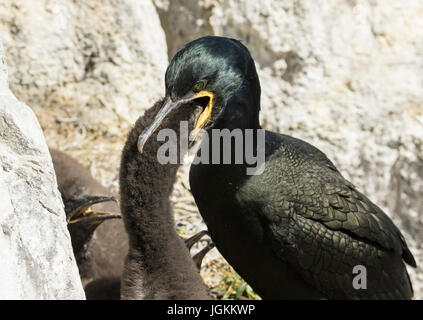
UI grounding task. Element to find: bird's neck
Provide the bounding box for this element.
[120,99,196,251]
[214,100,261,132]
[196,102,263,180]
[119,100,210,299]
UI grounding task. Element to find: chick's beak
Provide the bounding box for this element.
[137,96,181,153]
[137,91,214,153]
[66,195,121,225]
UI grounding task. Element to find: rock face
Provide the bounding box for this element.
[0,0,167,125]
[0,0,169,192]
[0,40,85,299]
[0,0,422,299]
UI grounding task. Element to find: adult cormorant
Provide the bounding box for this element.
[119,100,211,299]
[137,36,416,299]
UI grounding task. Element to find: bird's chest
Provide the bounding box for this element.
[189,164,265,262]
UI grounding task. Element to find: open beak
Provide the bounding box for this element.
[137,90,214,153]
[66,195,121,225]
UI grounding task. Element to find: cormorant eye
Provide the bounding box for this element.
[193,80,207,92]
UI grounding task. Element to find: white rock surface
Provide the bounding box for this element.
[0,0,167,125]
[0,40,85,299]
[0,0,169,194]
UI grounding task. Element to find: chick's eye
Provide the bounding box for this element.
[193,80,206,92]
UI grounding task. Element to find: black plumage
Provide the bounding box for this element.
[137,36,416,299]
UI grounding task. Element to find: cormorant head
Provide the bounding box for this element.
[138,36,261,153]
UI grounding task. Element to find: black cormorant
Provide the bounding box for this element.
[50,148,127,299]
[137,36,416,299]
[119,100,211,299]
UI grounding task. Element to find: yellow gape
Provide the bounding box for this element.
[192,90,214,139]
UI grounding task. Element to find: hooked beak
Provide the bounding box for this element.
[137,91,214,153]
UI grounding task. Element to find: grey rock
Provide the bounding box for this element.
[0,39,85,299]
